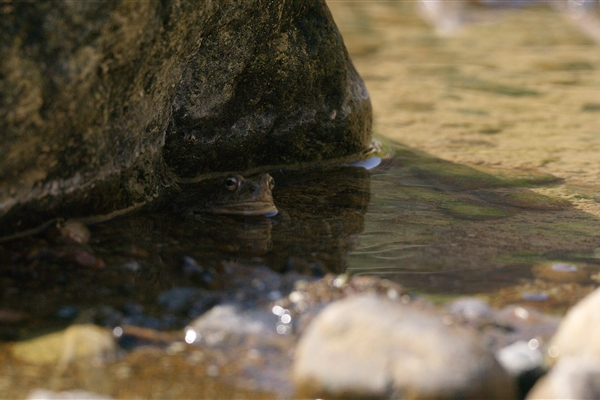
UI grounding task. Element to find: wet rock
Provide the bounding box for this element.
[496,340,546,398]
[219,262,285,302]
[158,287,205,314]
[545,287,600,363]
[491,305,561,350]
[526,357,600,399]
[12,324,116,365]
[56,220,91,245]
[182,256,217,286]
[60,246,105,269]
[292,294,516,399]
[27,389,114,400]
[122,260,141,272]
[274,274,409,335]
[157,286,221,319]
[0,0,371,231]
[520,292,550,302]
[448,296,494,325]
[185,304,277,347]
[496,340,544,377]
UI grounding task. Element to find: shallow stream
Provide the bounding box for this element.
[1,1,600,398]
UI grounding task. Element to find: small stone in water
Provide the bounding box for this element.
[496,340,544,377]
[551,263,578,272]
[187,304,276,345]
[63,247,105,269]
[521,292,549,302]
[56,306,78,319]
[448,297,493,322]
[182,256,214,284]
[58,220,91,244]
[12,324,116,365]
[122,261,141,272]
[158,287,203,314]
[190,294,220,317]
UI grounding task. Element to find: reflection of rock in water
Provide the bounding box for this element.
[175,166,372,275]
[268,166,371,274]
[93,166,371,277]
[172,166,371,274]
[190,214,274,255]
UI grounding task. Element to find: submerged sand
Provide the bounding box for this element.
[328,1,600,216]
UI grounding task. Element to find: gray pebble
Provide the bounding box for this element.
[186,304,277,346]
[448,297,494,323]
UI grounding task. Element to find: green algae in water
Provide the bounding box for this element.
[395,101,435,112]
[409,162,505,191]
[535,60,596,71]
[478,127,503,135]
[582,103,600,112]
[473,191,571,211]
[441,201,510,220]
[450,76,541,97]
[456,108,489,116]
[379,139,560,190]
[469,166,560,187]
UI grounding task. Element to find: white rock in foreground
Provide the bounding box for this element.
[292,294,516,399]
[546,287,600,363]
[526,357,600,399]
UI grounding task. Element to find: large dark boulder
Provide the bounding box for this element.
[0,0,371,230]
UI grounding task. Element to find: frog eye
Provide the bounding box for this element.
[224,176,242,191]
[267,175,275,190]
[261,174,275,190]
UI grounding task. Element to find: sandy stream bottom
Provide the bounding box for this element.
[329,0,600,216]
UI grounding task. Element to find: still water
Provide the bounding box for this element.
[1,136,600,326]
[1,136,599,398]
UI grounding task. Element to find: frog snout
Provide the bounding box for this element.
[252,184,263,197]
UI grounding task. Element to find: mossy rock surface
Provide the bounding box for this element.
[0,0,372,231]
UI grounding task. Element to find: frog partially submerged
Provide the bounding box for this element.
[175,173,278,217]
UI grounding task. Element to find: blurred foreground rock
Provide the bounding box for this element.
[527,287,600,399]
[0,0,371,230]
[12,324,116,365]
[292,294,517,399]
[545,286,600,362]
[527,357,600,399]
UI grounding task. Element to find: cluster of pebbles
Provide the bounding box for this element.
[13,269,600,399]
